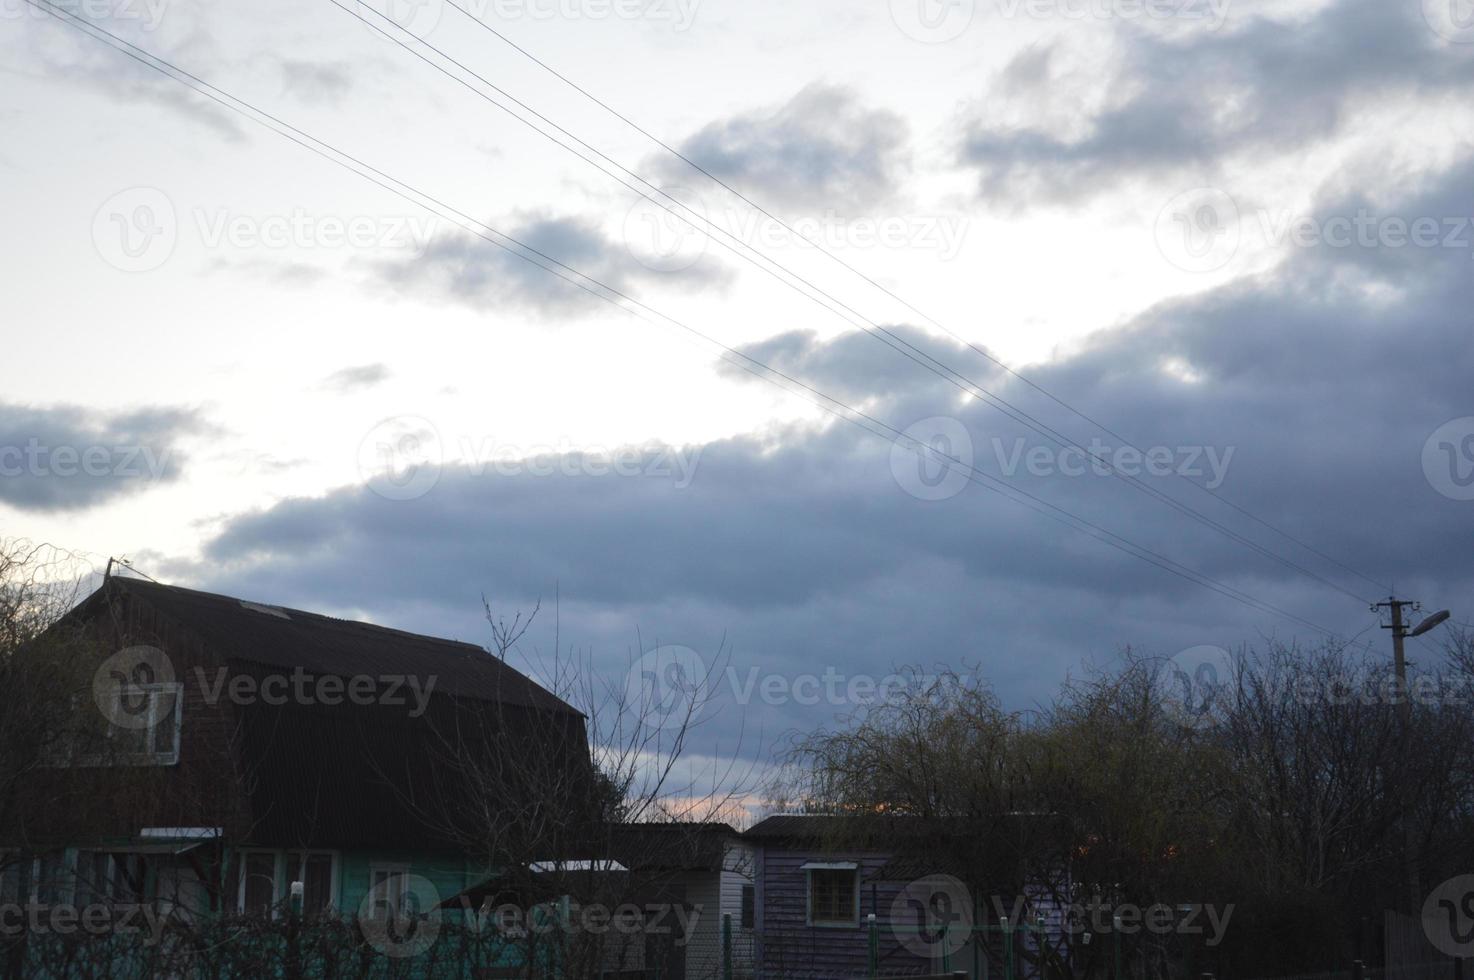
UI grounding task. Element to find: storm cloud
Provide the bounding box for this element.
[0,403,202,513]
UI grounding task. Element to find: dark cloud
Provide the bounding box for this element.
[959,0,1474,204]
[0,403,203,513]
[371,213,731,317]
[176,151,1474,759]
[320,363,390,393]
[655,84,910,211]
[718,326,1005,405]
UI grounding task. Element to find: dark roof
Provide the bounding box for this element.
[104,577,578,715]
[743,814,850,839]
[607,822,739,872]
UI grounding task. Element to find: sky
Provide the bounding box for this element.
[3,0,1473,794]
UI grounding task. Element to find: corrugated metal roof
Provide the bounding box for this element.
[107,577,580,715]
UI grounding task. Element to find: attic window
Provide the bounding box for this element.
[239,601,290,620]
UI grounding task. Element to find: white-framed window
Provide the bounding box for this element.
[803,862,860,927]
[236,850,338,916]
[366,863,412,921]
[39,682,182,769]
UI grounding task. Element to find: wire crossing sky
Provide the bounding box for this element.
[2,0,1472,759]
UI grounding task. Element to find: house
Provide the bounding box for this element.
[1,575,594,971]
[743,814,1069,980]
[438,822,758,979]
[605,822,757,980]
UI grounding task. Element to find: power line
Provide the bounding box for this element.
[434,0,1394,601]
[26,0,1364,645]
[337,0,1380,609]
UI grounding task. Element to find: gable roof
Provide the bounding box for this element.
[101,577,579,715]
[607,822,740,872]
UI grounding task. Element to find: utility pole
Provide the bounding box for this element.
[1374,596,1419,920]
[1373,597,1417,723]
[1372,597,1452,919]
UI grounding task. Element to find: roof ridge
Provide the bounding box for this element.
[112,577,487,652]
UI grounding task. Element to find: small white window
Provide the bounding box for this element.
[367,863,413,921]
[101,682,182,766]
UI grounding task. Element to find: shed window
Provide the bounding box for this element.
[807,867,858,926]
[740,883,755,930]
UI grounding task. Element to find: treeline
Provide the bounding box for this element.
[775,637,1474,979]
